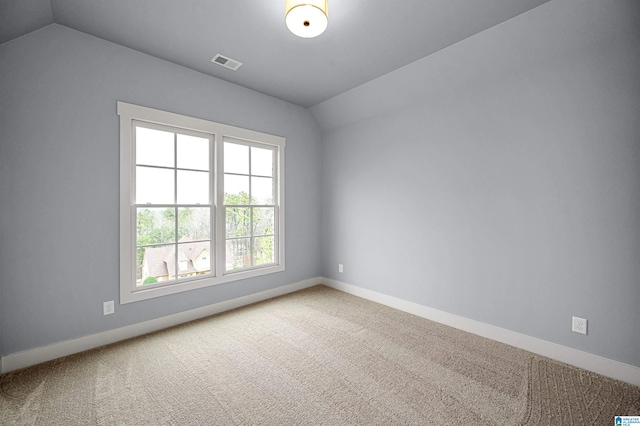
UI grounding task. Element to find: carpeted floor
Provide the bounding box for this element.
[1,285,639,425]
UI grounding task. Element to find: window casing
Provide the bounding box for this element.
[118,102,285,304]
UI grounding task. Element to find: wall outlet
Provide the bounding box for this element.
[103,300,115,316]
[338,264,343,273]
[572,316,587,335]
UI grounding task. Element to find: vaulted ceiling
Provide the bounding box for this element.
[0,0,550,107]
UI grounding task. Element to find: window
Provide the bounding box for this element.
[134,123,213,286]
[224,140,277,271]
[118,102,284,303]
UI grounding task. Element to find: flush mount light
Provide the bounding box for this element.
[285,0,328,38]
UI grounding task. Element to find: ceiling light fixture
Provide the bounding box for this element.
[285,0,328,38]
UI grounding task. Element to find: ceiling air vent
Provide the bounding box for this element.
[211,54,242,71]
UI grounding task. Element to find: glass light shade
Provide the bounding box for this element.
[285,0,328,38]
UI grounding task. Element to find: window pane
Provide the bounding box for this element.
[177,134,209,171]
[136,127,174,167]
[137,244,175,286]
[177,241,212,278]
[226,207,250,238]
[251,146,273,177]
[177,170,209,204]
[136,166,174,204]
[224,142,249,174]
[137,207,175,246]
[253,207,274,236]
[178,207,210,241]
[224,174,250,204]
[226,238,250,270]
[253,236,275,266]
[252,177,273,205]
[136,247,145,283]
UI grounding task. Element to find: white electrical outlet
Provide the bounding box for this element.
[572,316,587,335]
[338,264,343,273]
[103,300,115,316]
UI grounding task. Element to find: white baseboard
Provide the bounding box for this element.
[321,277,640,387]
[1,277,320,374]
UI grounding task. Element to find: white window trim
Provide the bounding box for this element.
[118,101,285,304]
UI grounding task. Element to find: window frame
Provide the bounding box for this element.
[118,101,285,304]
[222,137,279,272]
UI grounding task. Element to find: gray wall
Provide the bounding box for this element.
[0,24,322,356]
[314,0,640,367]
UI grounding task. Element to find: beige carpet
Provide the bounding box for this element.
[1,285,639,425]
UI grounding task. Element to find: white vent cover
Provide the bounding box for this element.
[211,54,242,71]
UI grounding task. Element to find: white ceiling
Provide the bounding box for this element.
[0,0,550,107]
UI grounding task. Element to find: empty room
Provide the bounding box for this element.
[1,0,639,424]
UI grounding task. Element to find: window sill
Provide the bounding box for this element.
[121,263,285,304]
